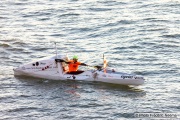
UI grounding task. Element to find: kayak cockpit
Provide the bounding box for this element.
[65,70,84,75]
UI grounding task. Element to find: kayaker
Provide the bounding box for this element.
[65,55,87,72]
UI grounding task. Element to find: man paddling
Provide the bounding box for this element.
[56,55,87,73]
[67,55,87,72]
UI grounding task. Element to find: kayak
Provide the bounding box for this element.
[13,53,145,85]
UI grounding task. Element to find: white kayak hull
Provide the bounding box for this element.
[13,54,145,86]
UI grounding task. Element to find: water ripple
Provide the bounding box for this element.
[0,0,180,119]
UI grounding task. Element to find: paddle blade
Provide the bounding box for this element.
[103,56,108,73]
[103,57,108,68]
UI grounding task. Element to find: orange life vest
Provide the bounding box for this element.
[68,60,81,72]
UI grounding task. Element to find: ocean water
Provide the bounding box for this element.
[0,0,180,119]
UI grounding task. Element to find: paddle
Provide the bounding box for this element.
[55,59,102,70]
[55,59,65,62]
[88,65,102,70]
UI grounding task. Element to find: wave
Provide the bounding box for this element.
[161,34,180,38]
[59,13,80,17]
[0,43,10,48]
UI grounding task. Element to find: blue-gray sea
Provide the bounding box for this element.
[0,0,180,119]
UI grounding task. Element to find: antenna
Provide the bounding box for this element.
[103,54,104,67]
